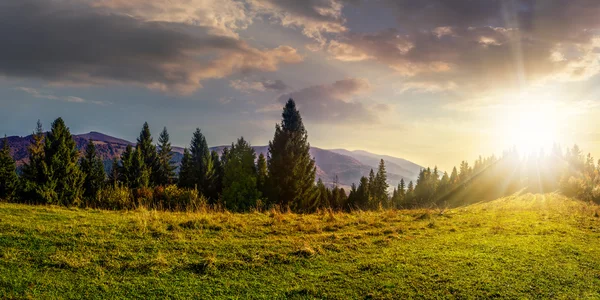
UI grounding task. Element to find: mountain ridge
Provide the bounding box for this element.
[4,132,423,187]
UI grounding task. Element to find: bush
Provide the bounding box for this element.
[95,185,134,210]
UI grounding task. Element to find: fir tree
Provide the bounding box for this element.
[256,153,268,198]
[347,183,358,209]
[130,148,149,189]
[374,159,389,207]
[80,139,106,199]
[118,145,134,187]
[180,128,211,195]
[136,122,157,185]
[205,150,223,202]
[0,136,18,200]
[41,118,85,205]
[20,120,46,203]
[267,99,317,212]
[406,180,415,206]
[450,166,459,185]
[367,169,376,209]
[178,148,193,188]
[356,176,370,210]
[222,138,259,212]
[108,157,120,187]
[155,127,176,185]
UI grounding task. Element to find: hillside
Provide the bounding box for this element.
[1,193,599,298]
[5,132,422,187]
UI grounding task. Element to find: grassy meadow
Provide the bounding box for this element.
[1,193,600,299]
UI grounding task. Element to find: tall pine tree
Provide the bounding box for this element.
[136,122,157,185]
[80,139,106,199]
[267,99,317,212]
[222,137,259,211]
[256,152,268,198]
[20,120,46,203]
[0,136,18,200]
[155,127,176,185]
[374,159,389,207]
[178,148,193,188]
[41,118,85,205]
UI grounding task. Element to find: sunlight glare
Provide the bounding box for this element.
[498,97,559,155]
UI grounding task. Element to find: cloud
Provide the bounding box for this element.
[230,78,289,93]
[16,87,108,105]
[91,0,253,38]
[326,0,600,94]
[249,0,348,49]
[274,78,383,124]
[0,0,303,94]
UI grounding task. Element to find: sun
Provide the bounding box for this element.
[500,102,558,155]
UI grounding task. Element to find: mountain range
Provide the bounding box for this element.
[4,132,423,188]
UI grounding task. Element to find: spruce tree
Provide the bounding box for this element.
[205,150,223,202]
[20,120,46,203]
[356,176,370,210]
[178,148,193,188]
[130,148,149,189]
[41,118,85,205]
[155,127,176,185]
[0,136,18,200]
[374,159,388,207]
[222,138,259,211]
[347,183,358,209]
[108,157,120,187]
[367,169,376,209]
[118,145,134,187]
[267,99,317,212]
[80,139,106,199]
[256,153,268,197]
[136,122,157,185]
[397,178,406,208]
[315,178,329,209]
[180,128,211,194]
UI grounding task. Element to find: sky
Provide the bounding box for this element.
[1,0,600,170]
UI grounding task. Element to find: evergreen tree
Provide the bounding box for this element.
[347,183,358,209]
[356,176,370,210]
[0,136,18,200]
[178,148,193,188]
[136,122,157,185]
[398,179,406,198]
[118,145,134,187]
[108,157,120,187]
[374,159,389,207]
[267,99,317,212]
[155,127,176,185]
[20,120,46,203]
[450,166,459,185]
[367,169,376,209]
[222,138,259,211]
[406,180,415,206]
[41,118,85,205]
[206,150,223,201]
[130,148,149,189]
[256,153,268,197]
[80,139,106,199]
[180,129,212,196]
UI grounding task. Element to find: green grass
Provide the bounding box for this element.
[1,193,600,299]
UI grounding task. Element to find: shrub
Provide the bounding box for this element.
[96,185,134,210]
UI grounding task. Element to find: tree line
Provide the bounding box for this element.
[1,98,600,212]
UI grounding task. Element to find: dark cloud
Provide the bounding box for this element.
[275,78,384,124]
[0,0,302,94]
